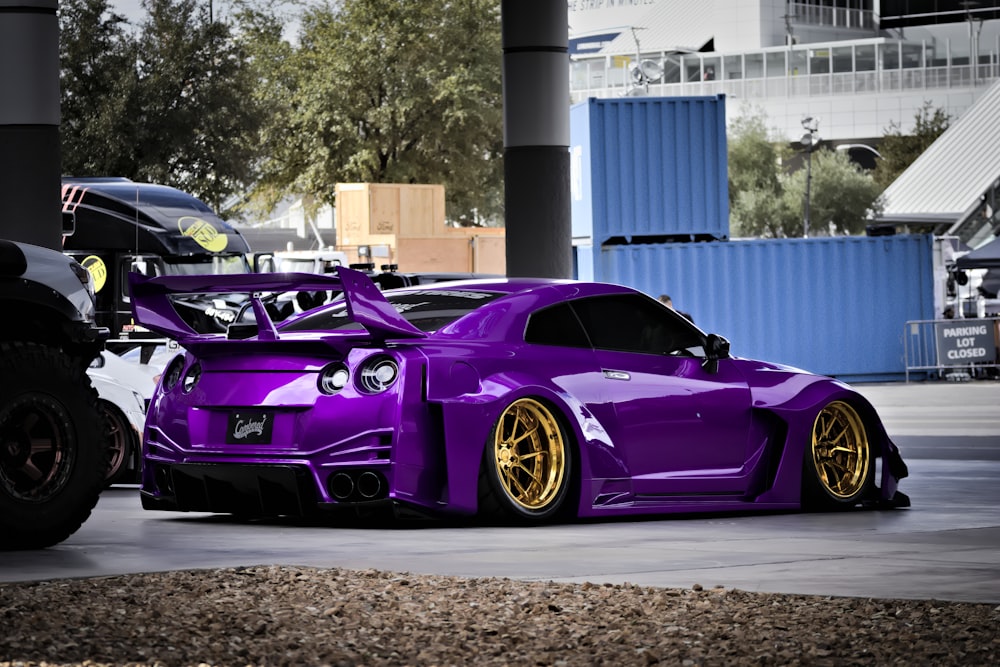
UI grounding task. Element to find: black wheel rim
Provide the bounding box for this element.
[0,394,76,502]
[103,405,129,481]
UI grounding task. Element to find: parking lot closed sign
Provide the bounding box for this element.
[935,320,998,365]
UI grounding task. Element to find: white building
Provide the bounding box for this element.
[569,1,1000,148]
[569,0,1000,251]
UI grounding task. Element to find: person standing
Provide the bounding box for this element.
[659,294,693,322]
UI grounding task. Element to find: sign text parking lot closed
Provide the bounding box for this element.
[934,320,998,365]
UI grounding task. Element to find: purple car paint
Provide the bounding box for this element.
[130,266,909,523]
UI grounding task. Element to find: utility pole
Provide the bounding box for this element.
[801,116,820,238]
[962,1,983,86]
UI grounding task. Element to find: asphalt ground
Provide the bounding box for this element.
[1,378,998,603]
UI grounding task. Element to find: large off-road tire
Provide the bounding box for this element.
[0,342,108,549]
[102,401,139,486]
[478,397,573,524]
[802,400,875,511]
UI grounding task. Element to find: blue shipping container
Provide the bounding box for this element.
[579,235,936,381]
[570,95,729,245]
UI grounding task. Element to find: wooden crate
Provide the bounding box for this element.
[396,232,505,274]
[335,183,446,246]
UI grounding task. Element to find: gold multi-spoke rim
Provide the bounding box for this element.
[810,401,870,499]
[492,398,566,511]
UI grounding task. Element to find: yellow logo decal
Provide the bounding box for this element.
[81,255,107,292]
[178,216,228,252]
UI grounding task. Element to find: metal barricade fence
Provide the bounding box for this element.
[904,317,1000,382]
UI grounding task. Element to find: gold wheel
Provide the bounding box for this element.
[810,401,871,501]
[492,398,567,512]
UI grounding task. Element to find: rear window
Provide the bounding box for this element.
[281,289,502,333]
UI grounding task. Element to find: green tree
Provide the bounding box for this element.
[59,0,265,211]
[244,0,504,223]
[779,148,884,236]
[59,0,142,177]
[727,107,788,237]
[135,0,265,210]
[727,108,781,207]
[229,1,299,215]
[727,107,883,238]
[873,102,950,190]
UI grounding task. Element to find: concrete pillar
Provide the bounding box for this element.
[501,1,572,278]
[0,0,62,249]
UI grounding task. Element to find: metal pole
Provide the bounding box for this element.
[804,146,812,238]
[501,0,572,278]
[0,0,62,248]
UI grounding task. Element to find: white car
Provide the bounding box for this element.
[88,351,157,485]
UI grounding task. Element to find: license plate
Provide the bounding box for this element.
[226,410,275,444]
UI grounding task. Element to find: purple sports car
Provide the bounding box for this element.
[131,267,909,523]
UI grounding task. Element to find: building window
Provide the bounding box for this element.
[766,51,786,77]
[833,46,853,73]
[789,49,808,76]
[855,44,876,71]
[881,42,901,70]
[810,48,831,74]
[724,54,742,79]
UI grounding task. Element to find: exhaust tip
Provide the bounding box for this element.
[357,471,383,499]
[329,472,354,500]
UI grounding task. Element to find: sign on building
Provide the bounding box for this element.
[934,320,998,366]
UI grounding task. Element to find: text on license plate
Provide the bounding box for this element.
[227,410,275,444]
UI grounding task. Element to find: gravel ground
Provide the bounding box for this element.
[1,566,998,666]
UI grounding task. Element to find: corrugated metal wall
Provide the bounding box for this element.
[570,96,729,245]
[577,235,936,381]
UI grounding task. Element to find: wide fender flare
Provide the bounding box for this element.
[752,377,902,503]
[434,370,625,515]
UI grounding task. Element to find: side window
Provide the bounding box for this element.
[525,303,591,348]
[571,294,703,355]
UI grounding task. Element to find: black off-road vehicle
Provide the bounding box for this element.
[0,239,109,549]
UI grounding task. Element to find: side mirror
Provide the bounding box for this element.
[62,210,76,237]
[701,333,731,374]
[254,253,275,273]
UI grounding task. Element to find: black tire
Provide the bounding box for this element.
[802,400,875,511]
[478,397,573,524]
[0,342,108,549]
[102,401,139,486]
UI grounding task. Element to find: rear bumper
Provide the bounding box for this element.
[140,462,427,518]
[142,463,318,515]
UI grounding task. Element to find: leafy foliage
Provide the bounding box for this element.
[134,0,265,210]
[59,0,266,211]
[241,0,504,223]
[873,102,950,191]
[780,149,884,236]
[728,108,883,238]
[59,0,142,178]
[61,0,504,222]
[727,107,789,238]
[727,108,782,210]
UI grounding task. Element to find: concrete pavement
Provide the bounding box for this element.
[1,379,998,603]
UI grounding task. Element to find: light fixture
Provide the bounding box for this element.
[801,116,821,238]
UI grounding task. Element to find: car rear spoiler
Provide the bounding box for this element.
[128,266,426,344]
